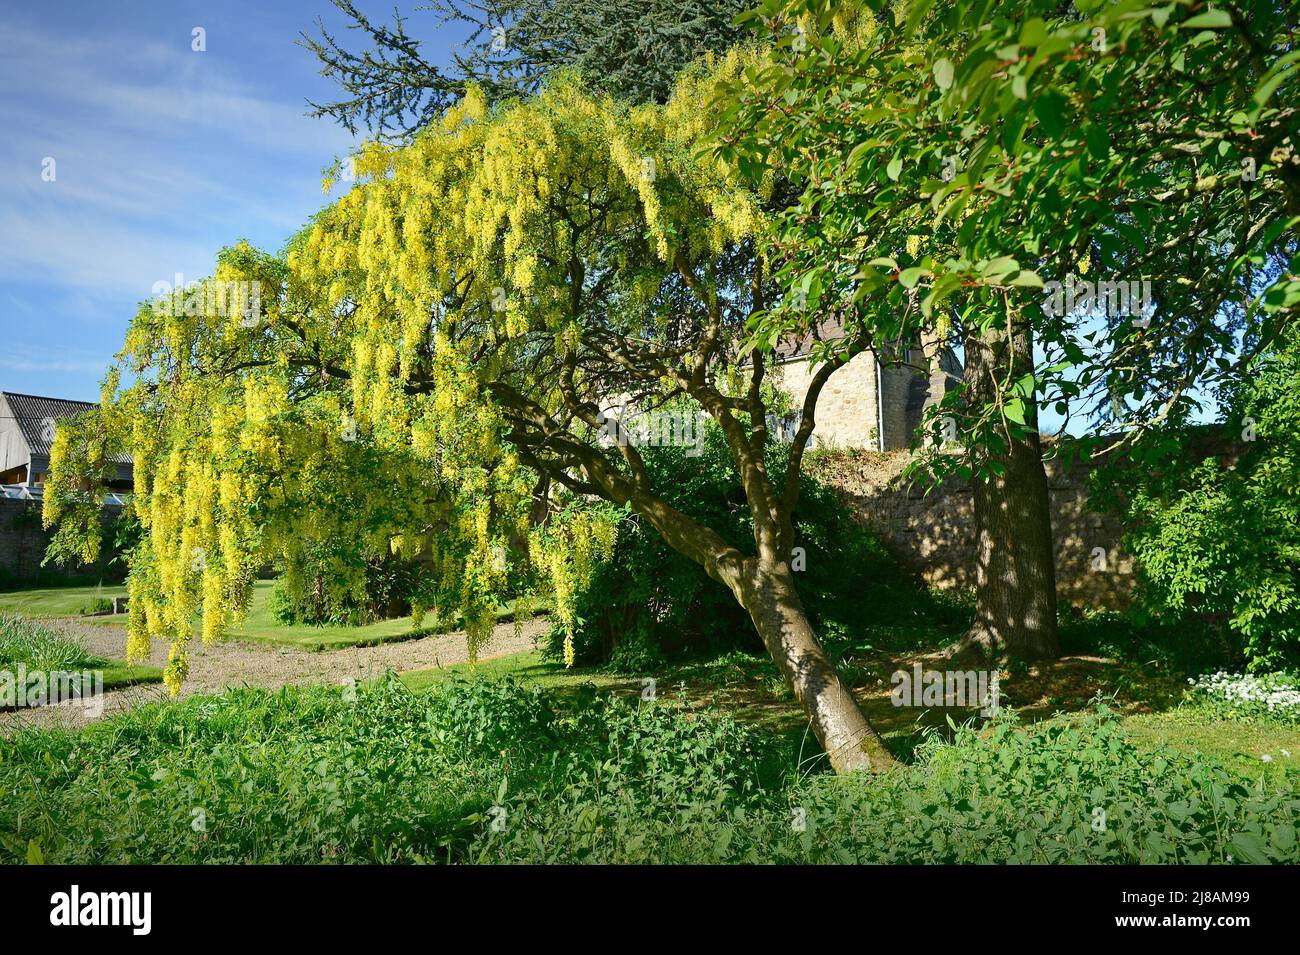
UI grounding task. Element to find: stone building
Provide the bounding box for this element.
[771,320,962,450]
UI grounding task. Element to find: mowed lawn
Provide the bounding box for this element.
[223,582,550,650]
[399,648,627,693]
[1,580,550,650]
[0,585,127,619]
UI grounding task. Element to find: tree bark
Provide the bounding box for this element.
[956,315,1061,661]
[734,561,894,773]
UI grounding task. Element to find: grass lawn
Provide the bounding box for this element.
[221,580,550,650]
[0,580,550,650]
[1120,711,1300,784]
[0,613,161,704]
[0,584,126,619]
[399,648,629,694]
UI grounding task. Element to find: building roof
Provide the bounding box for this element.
[772,316,850,362]
[1,391,132,464]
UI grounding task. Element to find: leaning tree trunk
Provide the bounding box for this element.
[735,561,894,773]
[957,316,1061,661]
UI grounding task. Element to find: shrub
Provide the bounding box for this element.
[1120,328,1300,670]
[0,676,778,864]
[476,708,1300,864]
[79,597,114,616]
[542,422,950,669]
[0,614,94,672]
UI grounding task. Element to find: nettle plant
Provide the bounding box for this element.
[46,60,897,772]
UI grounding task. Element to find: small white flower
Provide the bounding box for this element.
[1261,754,1273,763]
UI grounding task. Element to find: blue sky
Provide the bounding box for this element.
[0,0,468,402]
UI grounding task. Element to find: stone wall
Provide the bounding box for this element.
[773,333,960,452]
[774,351,881,450]
[0,498,125,587]
[810,450,1136,609]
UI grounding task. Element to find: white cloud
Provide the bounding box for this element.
[0,20,358,298]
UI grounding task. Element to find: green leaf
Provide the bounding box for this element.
[1009,270,1045,288]
[899,267,926,289]
[1229,831,1270,864]
[26,839,43,865]
[1033,88,1067,137]
[1086,124,1110,159]
[933,58,955,91]
[886,156,904,181]
[1182,8,1233,29]
[1004,398,1028,426]
[1019,18,1048,47]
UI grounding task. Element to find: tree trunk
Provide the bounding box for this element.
[957,316,1061,661]
[736,562,894,773]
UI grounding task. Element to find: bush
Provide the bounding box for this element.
[541,422,952,669]
[0,613,95,672]
[1119,328,1300,670]
[0,676,781,864]
[478,708,1300,864]
[270,556,430,627]
[79,597,114,616]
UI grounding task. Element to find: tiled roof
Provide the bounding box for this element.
[1,392,132,464]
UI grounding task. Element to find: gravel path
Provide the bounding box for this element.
[0,615,547,733]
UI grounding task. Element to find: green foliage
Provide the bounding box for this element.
[5,677,1296,864]
[721,0,1298,477]
[1123,330,1300,669]
[542,422,946,669]
[80,597,114,616]
[0,614,93,673]
[483,707,1300,864]
[0,676,778,863]
[269,556,436,627]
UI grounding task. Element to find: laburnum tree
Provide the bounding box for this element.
[45,64,896,773]
[722,0,1298,659]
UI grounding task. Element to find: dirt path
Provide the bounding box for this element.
[1,615,547,733]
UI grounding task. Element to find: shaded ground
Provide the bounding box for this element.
[400,644,1300,782]
[0,614,547,732]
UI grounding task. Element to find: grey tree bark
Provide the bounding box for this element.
[954,313,1061,661]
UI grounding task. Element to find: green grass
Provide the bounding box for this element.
[4,675,1298,864]
[399,649,627,694]
[0,613,161,704]
[0,580,551,650]
[0,584,127,619]
[222,581,550,650]
[97,664,164,691]
[1120,710,1300,784]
